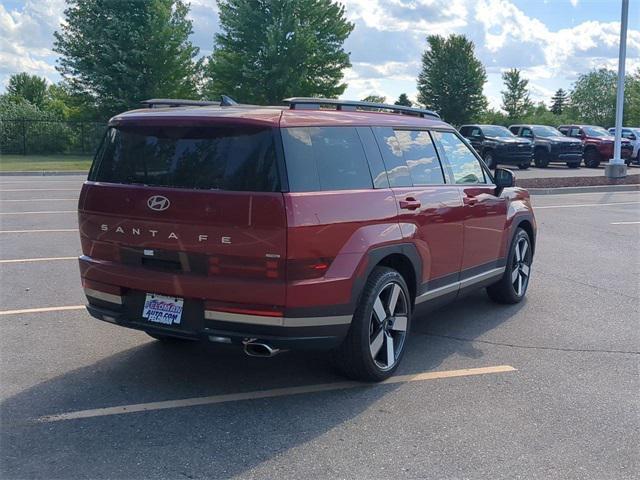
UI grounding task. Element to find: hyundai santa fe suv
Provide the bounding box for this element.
[79,97,537,381]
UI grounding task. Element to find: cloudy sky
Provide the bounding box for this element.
[1,0,639,110]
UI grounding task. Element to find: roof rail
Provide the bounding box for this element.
[141,99,220,108]
[141,95,239,108]
[283,97,440,119]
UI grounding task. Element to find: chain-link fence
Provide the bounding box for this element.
[0,119,107,156]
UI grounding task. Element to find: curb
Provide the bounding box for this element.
[0,171,88,177]
[528,184,640,195]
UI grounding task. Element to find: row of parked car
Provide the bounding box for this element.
[459,124,640,169]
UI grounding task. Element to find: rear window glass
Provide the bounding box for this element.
[89,125,280,192]
[281,127,373,192]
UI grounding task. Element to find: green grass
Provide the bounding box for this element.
[0,154,92,172]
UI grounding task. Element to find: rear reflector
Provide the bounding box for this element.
[286,258,333,280]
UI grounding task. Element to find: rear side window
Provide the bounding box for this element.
[281,127,373,191]
[509,126,519,135]
[432,131,486,184]
[372,127,413,187]
[90,125,280,191]
[394,130,445,185]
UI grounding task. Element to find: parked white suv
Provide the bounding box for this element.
[608,127,640,164]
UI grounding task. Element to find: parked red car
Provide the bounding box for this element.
[558,124,633,167]
[79,97,537,381]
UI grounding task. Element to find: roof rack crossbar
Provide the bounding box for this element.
[141,99,221,108]
[141,95,240,108]
[283,97,440,119]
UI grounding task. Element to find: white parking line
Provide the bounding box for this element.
[0,229,78,234]
[535,201,640,209]
[0,210,75,215]
[0,305,85,316]
[37,365,517,422]
[0,256,77,264]
[1,198,77,202]
[611,221,640,225]
[0,189,79,192]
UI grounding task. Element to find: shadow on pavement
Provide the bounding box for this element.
[1,290,525,479]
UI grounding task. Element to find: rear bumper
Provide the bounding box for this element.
[84,291,350,351]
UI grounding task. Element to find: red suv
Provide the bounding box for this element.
[79,97,536,381]
[558,124,633,167]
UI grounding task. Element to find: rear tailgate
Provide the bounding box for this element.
[78,121,287,309]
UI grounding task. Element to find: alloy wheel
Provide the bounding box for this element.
[511,237,531,297]
[368,282,408,370]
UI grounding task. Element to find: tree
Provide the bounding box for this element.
[550,88,568,115]
[361,95,386,103]
[570,69,617,126]
[54,0,200,118]
[205,0,353,104]
[394,93,412,107]
[6,73,48,108]
[501,68,532,120]
[624,68,640,126]
[417,34,487,125]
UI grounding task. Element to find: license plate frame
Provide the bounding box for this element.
[142,293,184,326]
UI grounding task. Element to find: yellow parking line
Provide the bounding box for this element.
[37,365,516,422]
[0,305,85,316]
[0,210,75,215]
[0,229,78,234]
[0,257,77,264]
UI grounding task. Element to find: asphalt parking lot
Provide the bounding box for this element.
[1,175,639,479]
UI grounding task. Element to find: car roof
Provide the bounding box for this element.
[110,105,453,130]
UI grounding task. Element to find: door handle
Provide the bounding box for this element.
[464,197,479,206]
[399,197,421,210]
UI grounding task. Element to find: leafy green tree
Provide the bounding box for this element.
[54,0,200,118]
[624,69,640,126]
[478,107,509,126]
[550,88,568,115]
[205,0,353,104]
[361,95,386,103]
[570,68,617,127]
[501,68,532,120]
[6,73,48,108]
[417,34,487,125]
[394,93,412,107]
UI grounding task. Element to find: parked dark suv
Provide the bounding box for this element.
[79,98,536,381]
[509,124,583,168]
[558,124,633,167]
[459,124,533,169]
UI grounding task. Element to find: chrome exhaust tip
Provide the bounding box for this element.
[242,339,281,357]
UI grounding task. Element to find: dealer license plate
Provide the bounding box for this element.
[142,293,184,325]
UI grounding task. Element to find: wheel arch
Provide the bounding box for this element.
[515,218,536,256]
[351,244,422,310]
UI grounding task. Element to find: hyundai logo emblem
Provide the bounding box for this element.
[147,195,170,211]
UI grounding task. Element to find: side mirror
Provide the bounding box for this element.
[494,168,515,189]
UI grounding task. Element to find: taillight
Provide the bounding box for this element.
[208,255,284,279]
[286,258,333,280]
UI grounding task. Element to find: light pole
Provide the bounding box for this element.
[605,0,629,179]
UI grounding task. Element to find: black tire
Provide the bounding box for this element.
[487,228,532,304]
[533,149,549,168]
[483,150,497,169]
[518,161,530,170]
[567,162,580,169]
[332,266,412,382]
[146,332,196,343]
[583,148,601,168]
